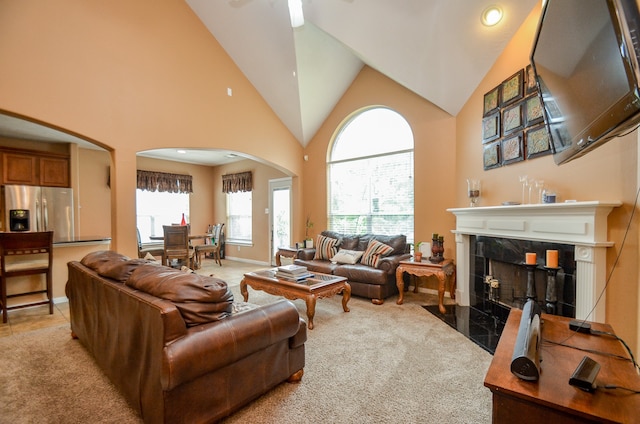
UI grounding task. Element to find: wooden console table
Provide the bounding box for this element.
[395,259,456,313]
[484,309,640,423]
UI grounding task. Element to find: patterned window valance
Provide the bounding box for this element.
[137,170,193,193]
[222,171,252,193]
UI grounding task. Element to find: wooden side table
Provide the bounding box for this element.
[274,246,300,266]
[395,259,456,313]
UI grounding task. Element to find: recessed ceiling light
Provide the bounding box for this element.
[177,150,187,154]
[481,5,503,27]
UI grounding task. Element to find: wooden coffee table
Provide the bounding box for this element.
[241,269,351,329]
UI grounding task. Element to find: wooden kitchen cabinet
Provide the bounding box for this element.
[2,152,38,185]
[1,149,70,187]
[39,156,69,187]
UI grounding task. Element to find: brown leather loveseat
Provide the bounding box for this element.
[66,250,306,423]
[294,231,410,304]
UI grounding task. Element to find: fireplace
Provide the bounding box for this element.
[448,201,620,323]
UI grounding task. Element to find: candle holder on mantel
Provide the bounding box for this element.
[429,236,444,263]
[544,266,561,314]
[524,263,538,301]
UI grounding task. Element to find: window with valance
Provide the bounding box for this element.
[137,170,193,194]
[222,171,253,193]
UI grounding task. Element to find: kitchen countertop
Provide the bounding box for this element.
[53,236,112,246]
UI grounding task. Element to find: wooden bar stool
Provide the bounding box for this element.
[0,231,54,323]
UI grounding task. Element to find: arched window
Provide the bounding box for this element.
[328,107,414,241]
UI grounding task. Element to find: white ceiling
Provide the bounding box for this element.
[0,0,539,165]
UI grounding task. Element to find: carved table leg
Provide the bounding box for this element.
[275,251,282,266]
[305,294,317,330]
[396,267,405,305]
[341,282,351,312]
[240,278,249,302]
[437,273,446,314]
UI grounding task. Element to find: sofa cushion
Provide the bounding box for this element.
[321,231,358,250]
[334,264,389,285]
[81,250,131,275]
[99,259,158,283]
[331,249,364,265]
[126,264,234,326]
[313,235,340,260]
[361,239,394,268]
[294,258,340,275]
[371,234,407,255]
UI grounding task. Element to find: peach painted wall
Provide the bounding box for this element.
[303,66,458,257]
[77,148,111,237]
[0,0,303,258]
[456,3,639,351]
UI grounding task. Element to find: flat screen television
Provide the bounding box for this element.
[531,0,640,165]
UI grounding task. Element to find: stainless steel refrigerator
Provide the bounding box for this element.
[2,185,74,243]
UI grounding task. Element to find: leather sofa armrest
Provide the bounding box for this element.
[378,253,412,274]
[290,318,307,349]
[296,248,316,260]
[162,299,305,390]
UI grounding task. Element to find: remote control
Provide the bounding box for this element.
[569,356,600,392]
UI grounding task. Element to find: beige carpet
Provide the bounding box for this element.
[0,285,493,423]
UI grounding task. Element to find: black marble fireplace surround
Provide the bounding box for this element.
[471,235,577,320]
[426,236,577,354]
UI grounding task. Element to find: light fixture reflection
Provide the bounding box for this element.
[482,5,503,26]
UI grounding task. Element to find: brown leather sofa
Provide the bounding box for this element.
[294,231,410,304]
[66,250,306,424]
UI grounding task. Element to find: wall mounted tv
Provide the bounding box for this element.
[531,0,640,165]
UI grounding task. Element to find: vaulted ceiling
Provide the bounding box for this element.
[0,0,539,165]
[186,0,539,147]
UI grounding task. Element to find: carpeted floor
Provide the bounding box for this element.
[0,284,493,423]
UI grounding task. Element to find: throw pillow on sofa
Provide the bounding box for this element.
[314,235,340,260]
[361,239,394,268]
[331,249,364,265]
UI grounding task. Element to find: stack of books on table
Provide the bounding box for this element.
[275,264,314,282]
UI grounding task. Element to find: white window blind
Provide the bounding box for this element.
[136,189,189,243]
[227,191,252,243]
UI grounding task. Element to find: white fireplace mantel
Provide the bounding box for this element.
[447,201,621,322]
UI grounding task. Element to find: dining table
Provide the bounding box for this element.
[149,233,214,242]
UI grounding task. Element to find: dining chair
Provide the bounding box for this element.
[137,228,164,263]
[162,225,193,269]
[0,231,54,323]
[194,223,224,268]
